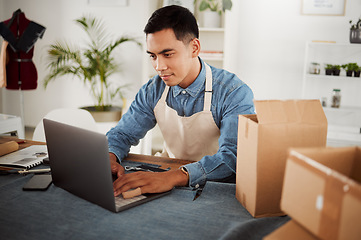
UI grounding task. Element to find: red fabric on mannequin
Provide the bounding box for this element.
[0,10,45,90]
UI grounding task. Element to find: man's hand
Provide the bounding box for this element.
[113,168,189,197]
[109,153,124,177]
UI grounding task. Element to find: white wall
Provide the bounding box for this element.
[1,0,150,127]
[224,0,361,101]
[1,0,361,127]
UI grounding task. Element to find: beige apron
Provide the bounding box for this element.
[154,64,220,162]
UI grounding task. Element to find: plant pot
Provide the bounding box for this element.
[346,70,353,77]
[81,106,122,122]
[325,69,333,75]
[333,69,340,76]
[203,11,221,28]
[350,29,361,44]
[354,70,361,77]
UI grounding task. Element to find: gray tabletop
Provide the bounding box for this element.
[0,172,289,240]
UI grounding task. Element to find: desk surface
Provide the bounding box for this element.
[0,137,290,240]
[0,136,192,170]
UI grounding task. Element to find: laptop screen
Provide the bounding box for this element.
[43,118,171,212]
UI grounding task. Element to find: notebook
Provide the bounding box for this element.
[43,118,171,213]
[0,144,47,169]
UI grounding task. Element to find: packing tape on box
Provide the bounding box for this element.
[289,149,361,240]
[0,141,19,156]
[320,172,361,240]
[291,155,342,240]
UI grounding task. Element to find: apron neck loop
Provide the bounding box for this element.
[204,64,213,112]
[160,64,213,112]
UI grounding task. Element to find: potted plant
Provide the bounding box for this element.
[196,0,232,28]
[325,64,334,75]
[354,65,361,78]
[349,18,361,44]
[44,15,141,122]
[342,63,358,77]
[333,64,341,76]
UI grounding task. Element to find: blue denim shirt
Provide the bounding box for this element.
[107,58,255,188]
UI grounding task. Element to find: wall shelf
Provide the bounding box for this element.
[199,27,225,68]
[302,41,361,107]
[200,57,224,62]
[302,41,361,146]
[305,73,361,80]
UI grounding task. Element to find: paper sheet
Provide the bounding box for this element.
[0,145,48,169]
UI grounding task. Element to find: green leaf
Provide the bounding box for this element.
[222,0,232,11]
[199,1,210,11]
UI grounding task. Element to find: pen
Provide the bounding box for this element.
[193,183,206,201]
[193,188,203,201]
[18,168,51,175]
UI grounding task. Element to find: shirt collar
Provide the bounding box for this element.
[171,58,206,98]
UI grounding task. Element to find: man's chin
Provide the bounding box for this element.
[162,78,179,87]
[164,82,177,87]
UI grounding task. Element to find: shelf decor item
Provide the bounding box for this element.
[325,64,332,75]
[349,18,361,44]
[333,64,341,76]
[325,64,333,75]
[324,64,341,76]
[301,0,346,16]
[354,66,361,77]
[196,0,232,28]
[342,63,359,77]
[331,89,341,108]
[309,62,320,74]
[44,15,141,122]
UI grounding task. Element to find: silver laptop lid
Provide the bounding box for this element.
[43,118,116,212]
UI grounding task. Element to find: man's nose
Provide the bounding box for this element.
[155,58,167,71]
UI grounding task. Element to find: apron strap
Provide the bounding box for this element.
[204,64,213,112]
[160,85,170,102]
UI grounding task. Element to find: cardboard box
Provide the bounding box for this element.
[264,220,318,240]
[281,147,361,240]
[236,100,328,217]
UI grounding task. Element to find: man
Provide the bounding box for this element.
[107,5,254,197]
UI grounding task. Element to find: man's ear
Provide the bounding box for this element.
[190,38,201,57]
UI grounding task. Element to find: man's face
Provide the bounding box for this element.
[146,28,200,88]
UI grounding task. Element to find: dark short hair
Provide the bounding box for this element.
[144,5,199,43]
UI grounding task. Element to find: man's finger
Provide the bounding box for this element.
[117,165,125,176]
[113,172,151,196]
[122,187,142,199]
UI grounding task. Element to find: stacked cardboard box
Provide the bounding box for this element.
[236,100,328,217]
[264,220,317,240]
[265,146,361,240]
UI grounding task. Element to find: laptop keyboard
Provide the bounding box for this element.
[114,194,147,208]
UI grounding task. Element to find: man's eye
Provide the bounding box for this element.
[164,53,173,57]
[149,55,156,60]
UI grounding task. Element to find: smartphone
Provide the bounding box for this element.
[23,174,53,191]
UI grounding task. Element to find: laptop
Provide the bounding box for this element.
[43,118,171,213]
